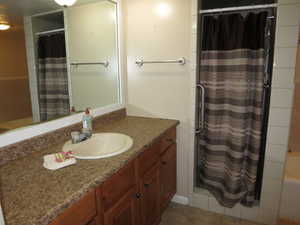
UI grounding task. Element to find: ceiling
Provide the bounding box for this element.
[0,0,105,29]
[0,0,60,28]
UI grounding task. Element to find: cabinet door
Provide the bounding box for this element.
[137,141,160,178]
[160,144,177,212]
[102,162,136,211]
[160,128,176,154]
[104,187,139,225]
[140,164,160,225]
[49,190,97,225]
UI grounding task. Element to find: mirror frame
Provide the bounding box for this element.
[0,0,126,148]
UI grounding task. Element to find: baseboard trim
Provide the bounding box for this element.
[171,195,189,205]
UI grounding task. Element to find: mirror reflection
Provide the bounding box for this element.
[0,0,119,133]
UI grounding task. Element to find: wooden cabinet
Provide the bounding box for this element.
[101,161,138,225]
[104,187,139,225]
[87,219,97,225]
[49,127,177,225]
[101,162,136,211]
[160,144,177,212]
[49,190,97,225]
[139,164,160,225]
[137,141,160,177]
[160,128,176,154]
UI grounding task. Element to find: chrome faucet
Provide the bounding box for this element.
[0,203,5,225]
[71,131,91,144]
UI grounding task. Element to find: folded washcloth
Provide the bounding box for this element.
[43,152,76,170]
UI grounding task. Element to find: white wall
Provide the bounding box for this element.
[24,11,66,123]
[276,0,300,222]
[125,0,192,197]
[24,16,40,122]
[0,29,32,123]
[66,1,119,111]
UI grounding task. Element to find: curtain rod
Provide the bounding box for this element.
[35,28,65,36]
[199,3,278,14]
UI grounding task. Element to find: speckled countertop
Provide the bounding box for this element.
[0,116,179,225]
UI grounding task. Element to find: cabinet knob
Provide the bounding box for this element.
[144,183,150,188]
[135,193,141,198]
[162,161,167,165]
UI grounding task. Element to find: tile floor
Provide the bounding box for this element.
[161,203,298,225]
[161,203,262,225]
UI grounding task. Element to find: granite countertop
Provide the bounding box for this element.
[0,116,179,225]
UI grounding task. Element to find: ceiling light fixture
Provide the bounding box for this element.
[54,0,77,7]
[0,22,10,30]
[0,13,10,31]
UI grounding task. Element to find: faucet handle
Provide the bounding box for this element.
[71,131,81,144]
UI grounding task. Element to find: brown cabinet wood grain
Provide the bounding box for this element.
[102,161,136,211]
[139,164,160,225]
[160,128,176,154]
[104,187,139,225]
[137,141,160,178]
[49,128,177,225]
[160,144,177,212]
[49,190,97,225]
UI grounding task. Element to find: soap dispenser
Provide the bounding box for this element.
[82,108,93,137]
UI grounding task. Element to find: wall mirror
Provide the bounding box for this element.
[0,0,120,134]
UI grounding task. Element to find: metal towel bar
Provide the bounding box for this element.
[135,57,186,67]
[197,84,205,133]
[70,61,109,68]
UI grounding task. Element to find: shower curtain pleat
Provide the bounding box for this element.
[198,12,268,208]
[38,33,70,121]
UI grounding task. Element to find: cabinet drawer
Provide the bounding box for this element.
[160,128,176,154]
[102,161,136,211]
[49,190,97,225]
[137,141,160,177]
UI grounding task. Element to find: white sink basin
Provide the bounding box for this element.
[62,133,133,159]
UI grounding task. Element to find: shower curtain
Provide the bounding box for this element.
[38,33,70,121]
[197,12,268,208]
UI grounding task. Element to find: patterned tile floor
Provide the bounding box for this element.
[161,203,262,225]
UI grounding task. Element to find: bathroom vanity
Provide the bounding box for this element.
[50,127,176,225]
[0,113,178,225]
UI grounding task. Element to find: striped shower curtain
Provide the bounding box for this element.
[38,33,70,121]
[197,12,268,208]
